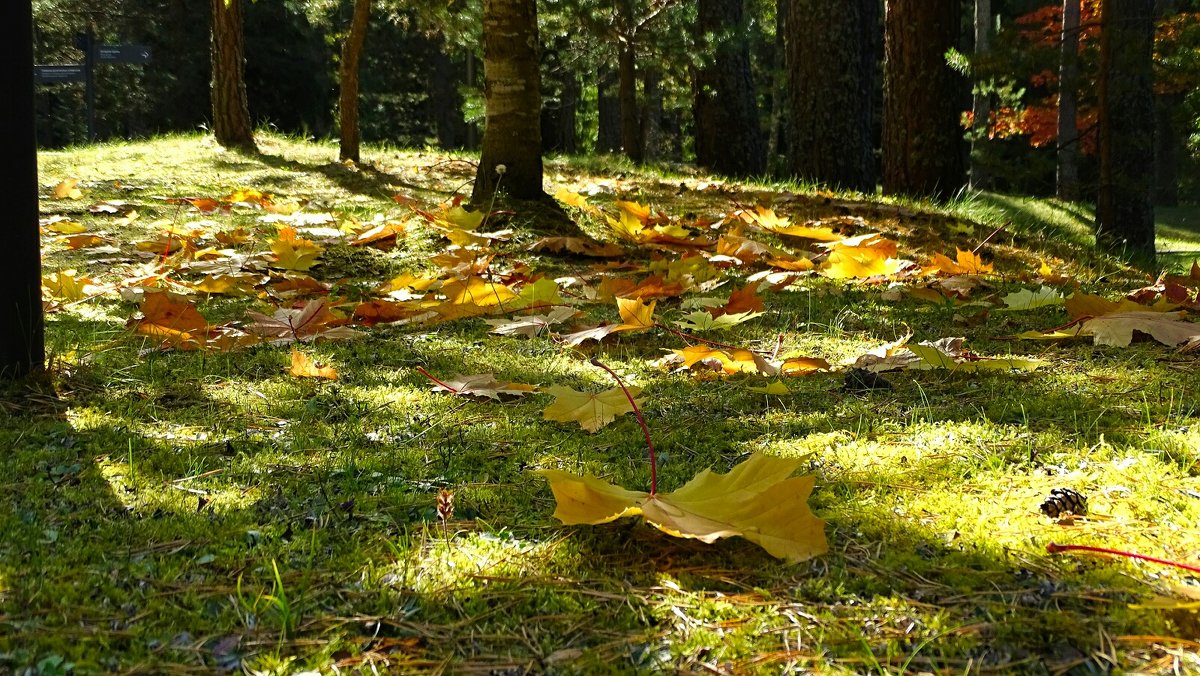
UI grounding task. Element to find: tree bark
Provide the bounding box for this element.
[0,0,44,379]
[597,67,620,153]
[1096,0,1155,267]
[210,0,256,151]
[338,0,371,163]
[693,0,766,177]
[1154,0,1180,206]
[617,36,642,162]
[970,0,991,189]
[1057,0,1081,201]
[787,0,878,191]
[471,0,545,203]
[540,37,578,154]
[882,0,964,198]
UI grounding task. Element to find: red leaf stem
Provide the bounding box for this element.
[414,366,460,394]
[589,357,658,495]
[1047,542,1200,575]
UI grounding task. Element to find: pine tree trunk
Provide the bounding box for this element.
[641,68,662,161]
[787,0,878,191]
[766,0,789,176]
[0,0,44,379]
[597,68,620,153]
[210,0,255,151]
[430,46,468,150]
[338,0,371,163]
[882,0,964,198]
[540,38,578,154]
[618,38,642,162]
[693,0,765,177]
[1057,0,1081,201]
[1096,0,1155,267]
[471,0,544,203]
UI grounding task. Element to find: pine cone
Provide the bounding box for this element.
[1040,487,1088,518]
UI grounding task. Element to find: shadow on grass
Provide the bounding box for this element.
[1,305,1190,672]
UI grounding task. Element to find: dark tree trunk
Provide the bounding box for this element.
[882,0,964,198]
[0,0,44,379]
[617,38,642,162]
[693,0,766,177]
[597,67,620,153]
[338,0,371,163]
[787,0,878,191]
[641,68,662,161]
[540,38,578,154]
[970,0,991,189]
[1057,0,1081,201]
[210,0,256,150]
[1096,0,1155,267]
[471,0,545,203]
[430,47,468,150]
[766,0,789,175]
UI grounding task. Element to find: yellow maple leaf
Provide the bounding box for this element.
[42,270,93,301]
[616,297,656,330]
[442,276,518,307]
[553,188,594,211]
[289,350,338,380]
[537,452,827,563]
[542,384,643,432]
[52,178,83,200]
[926,249,993,275]
[270,227,324,271]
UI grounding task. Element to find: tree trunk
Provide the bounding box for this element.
[540,38,578,154]
[693,0,766,177]
[766,0,789,176]
[210,0,256,151]
[787,0,878,191]
[1096,0,1155,267]
[641,68,662,161]
[882,0,964,198]
[1057,0,1081,201]
[0,0,44,379]
[338,0,371,163]
[597,67,620,153]
[471,0,545,203]
[430,46,468,150]
[618,37,642,162]
[970,0,991,189]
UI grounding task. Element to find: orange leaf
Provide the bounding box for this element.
[289,350,338,379]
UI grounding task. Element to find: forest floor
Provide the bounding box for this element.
[3,132,1200,674]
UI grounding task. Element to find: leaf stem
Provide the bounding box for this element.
[589,357,657,495]
[1047,542,1200,575]
[414,366,460,394]
[656,322,767,354]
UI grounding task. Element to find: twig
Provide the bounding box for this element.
[972,223,1007,254]
[656,322,768,354]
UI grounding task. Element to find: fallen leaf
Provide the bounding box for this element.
[1080,311,1199,348]
[429,373,537,401]
[537,452,827,562]
[245,300,359,343]
[999,286,1065,311]
[486,307,579,337]
[542,384,643,432]
[530,236,626,257]
[907,343,1045,371]
[270,227,324,271]
[52,178,83,199]
[289,351,338,379]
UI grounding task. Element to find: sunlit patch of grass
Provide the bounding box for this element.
[7,133,1200,672]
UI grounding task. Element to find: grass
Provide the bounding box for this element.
[3,131,1200,673]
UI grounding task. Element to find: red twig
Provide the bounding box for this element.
[1047,542,1200,575]
[656,322,767,354]
[589,357,658,495]
[414,366,460,394]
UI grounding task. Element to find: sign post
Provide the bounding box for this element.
[36,29,152,142]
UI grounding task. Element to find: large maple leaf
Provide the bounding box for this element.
[537,453,827,562]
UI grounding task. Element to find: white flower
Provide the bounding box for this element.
[495,164,507,175]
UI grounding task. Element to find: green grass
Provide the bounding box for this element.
[3,132,1200,673]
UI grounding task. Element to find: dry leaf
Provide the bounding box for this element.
[486,307,579,337]
[429,373,537,401]
[52,178,83,200]
[1080,311,1199,348]
[537,452,827,562]
[542,384,643,432]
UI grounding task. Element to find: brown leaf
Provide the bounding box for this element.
[430,373,537,401]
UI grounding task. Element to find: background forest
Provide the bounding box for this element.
[28,0,1200,201]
